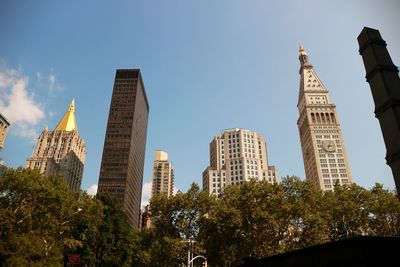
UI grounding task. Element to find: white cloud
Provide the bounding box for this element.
[36,72,42,82]
[3,79,44,124]
[48,74,56,92]
[13,123,41,140]
[141,181,152,208]
[0,63,45,141]
[86,184,98,196]
[142,181,152,198]
[0,62,19,90]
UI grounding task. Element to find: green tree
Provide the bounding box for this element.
[367,183,400,236]
[280,176,329,249]
[145,178,400,267]
[0,168,102,266]
[151,183,213,239]
[130,228,154,266]
[68,193,104,266]
[323,183,372,240]
[6,169,399,266]
[81,194,134,267]
[140,183,213,266]
[202,180,298,266]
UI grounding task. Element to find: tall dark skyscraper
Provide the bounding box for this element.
[98,69,149,228]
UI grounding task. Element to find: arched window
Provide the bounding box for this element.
[330,113,336,123]
[321,113,326,123]
[316,113,321,123]
[326,113,330,123]
[311,113,316,123]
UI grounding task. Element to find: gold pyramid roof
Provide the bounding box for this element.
[55,99,77,132]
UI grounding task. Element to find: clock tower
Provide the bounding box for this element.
[297,45,352,190]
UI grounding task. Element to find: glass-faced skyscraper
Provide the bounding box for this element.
[98,69,149,228]
[297,45,352,190]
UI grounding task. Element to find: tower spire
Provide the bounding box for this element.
[299,43,309,65]
[69,99,75,112]
[297,46,325,104]
[299,43,307,55]
[296,47,352,191]
[55,99,77,132]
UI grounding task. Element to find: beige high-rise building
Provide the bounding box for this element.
[203,128,279,195]
[151,150,174,197]
[0,112,10,150]
[25,100,86,190]
[297,45,352,190]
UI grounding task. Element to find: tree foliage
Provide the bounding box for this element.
[84,194,133,267]
[131,183,213,266]
[129,178,400,267]
[0,169,97,266]
[199,177,400,266]
[1,169,400,267]
[0,168,130,267]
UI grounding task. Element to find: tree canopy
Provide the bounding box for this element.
[0,168,98,266]
[1,169,399,267]
[0,169,131,267]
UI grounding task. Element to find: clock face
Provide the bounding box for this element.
[322,140,336,152]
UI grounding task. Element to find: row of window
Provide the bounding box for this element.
[315,135,339,139]
[322,173,348,178]
[311,112,336,124]
[224,143,256,149]
[320,158,345,163]
[322,168,347,173]
[319,153,344,158]
[225,133,255,139]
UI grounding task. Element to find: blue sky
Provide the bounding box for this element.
[1,0,399,205]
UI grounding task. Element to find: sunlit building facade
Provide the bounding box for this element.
[297,45,352,190]
[0,112,10,150]
[25,100,86,190]
[151,150,174,197]
[203,128,279,195]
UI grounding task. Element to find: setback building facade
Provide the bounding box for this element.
[151,150,174,197]
[25,100,86,190]
[203,128,279,195]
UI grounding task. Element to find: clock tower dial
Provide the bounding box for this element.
[322,140,335,152]
[297,45,352,190]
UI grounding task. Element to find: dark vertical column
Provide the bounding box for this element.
[358,27,400,194]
